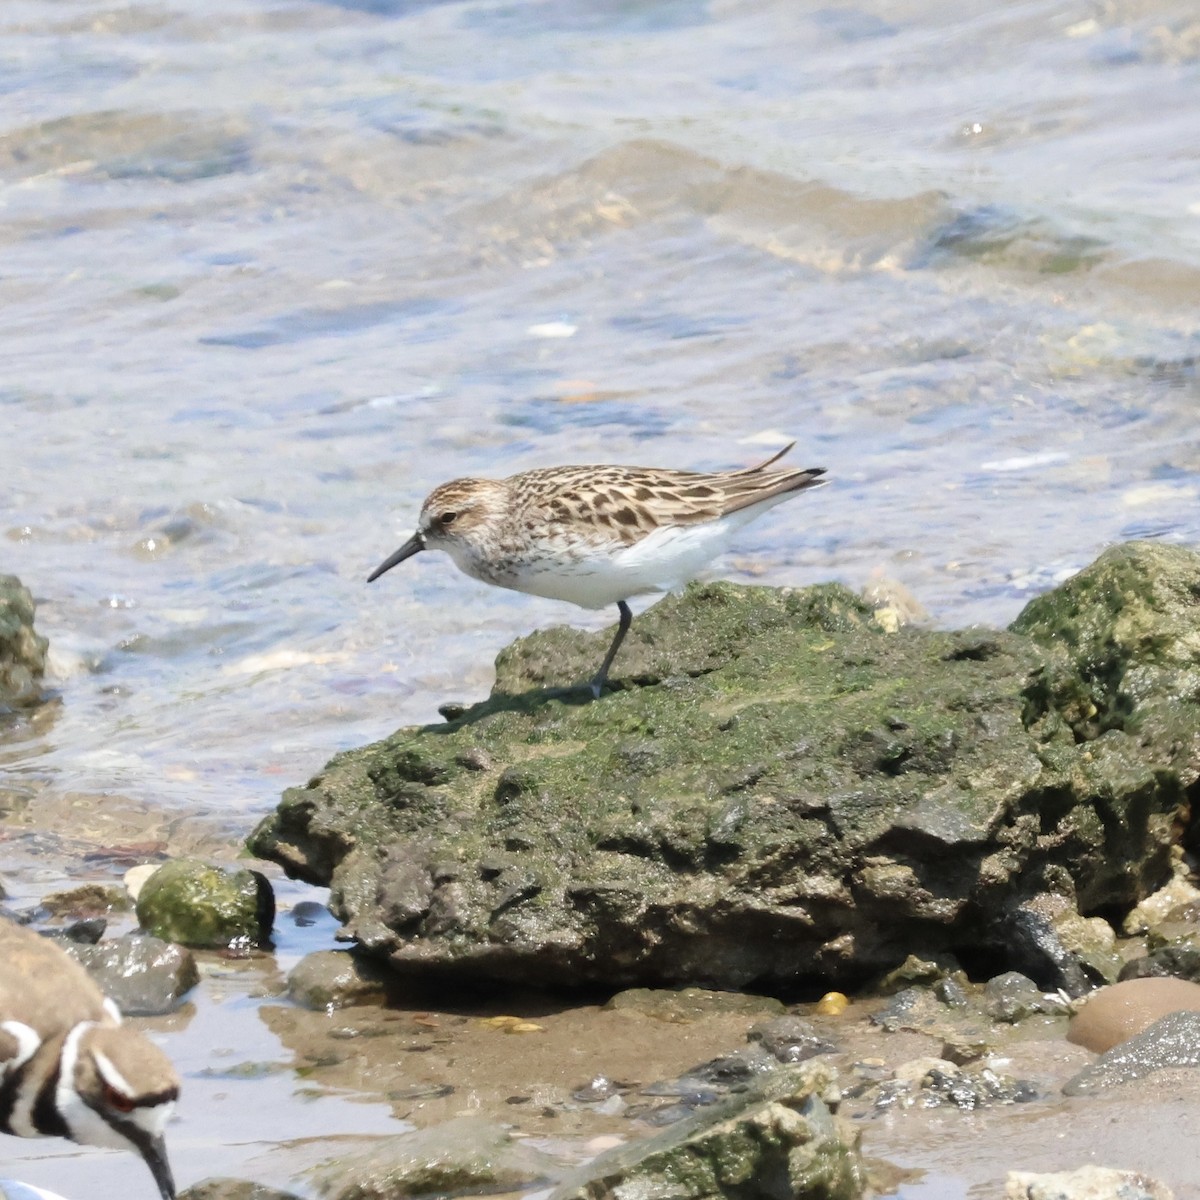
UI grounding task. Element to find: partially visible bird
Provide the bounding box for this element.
[0,1181,73,1200]
[369,441,826,695]
[0,919,179,1200]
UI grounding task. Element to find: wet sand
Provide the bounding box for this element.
[9,848,1200,1200]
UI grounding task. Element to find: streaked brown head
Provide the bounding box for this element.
[367,478,506,582]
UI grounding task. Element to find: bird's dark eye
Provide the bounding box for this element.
[103,1082,137,1114]
[440,511,458,526]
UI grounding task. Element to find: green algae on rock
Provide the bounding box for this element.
[548,1062,864,1200]
[0,574,47,709]
[136,858,275,949]
[249,545,1200,991]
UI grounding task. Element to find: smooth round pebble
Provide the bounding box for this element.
[1067,976,1200,1053]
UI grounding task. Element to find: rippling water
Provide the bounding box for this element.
[4,0,1200,839]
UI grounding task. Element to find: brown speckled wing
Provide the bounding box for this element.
[507,445,825,545]
[507,465,695,545]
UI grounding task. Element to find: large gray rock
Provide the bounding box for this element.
[64,933,198,1016]
[249,544,1200,991]
[0,575,47,708]
[1064,1011,1200,1096]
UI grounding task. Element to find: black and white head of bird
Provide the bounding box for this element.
[4,1021,179,1200]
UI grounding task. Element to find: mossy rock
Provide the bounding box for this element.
[0,574,47,708]
[136,859,274,949]
[249,546,1200,990]
[548,1062,863,1200]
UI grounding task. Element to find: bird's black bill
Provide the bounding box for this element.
[138,1131,176,1200]
[367,533,424,582]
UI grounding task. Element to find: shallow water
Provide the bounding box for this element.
[3,0,1200,1193]
[0,884,406,1197]
[5,0,1200,820]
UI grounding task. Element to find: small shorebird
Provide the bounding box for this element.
[0,920,179,1199]
[369,442,826,696]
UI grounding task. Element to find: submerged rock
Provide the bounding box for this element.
[310,1117,553,1200]
[42,917,107,945]
[0,575,47,708]
[549,1062,864,1200]
[136,859,274,949]
[605,988,784,1021]
[40,883,130,919]
[871,987,968,1038]
[180,1182,302,1200]
[249,545,1200,990]
[287,950,390,1011]
[64,933,198,1016]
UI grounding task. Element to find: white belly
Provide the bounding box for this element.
[500,516,754,610]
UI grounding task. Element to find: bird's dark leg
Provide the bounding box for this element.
[590,600,632,699]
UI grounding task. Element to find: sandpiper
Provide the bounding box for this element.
[368,442,826,695]
[0,919,179,1199]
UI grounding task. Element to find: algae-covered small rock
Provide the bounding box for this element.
[0,574,48,709]
[41,883,130,919]
[1122,874,1200,935]
[310,1117,552,1200]
[136,859,274,949]
[287,950,389,1011]
[548,1062,864,1200]
[876,953,963,995]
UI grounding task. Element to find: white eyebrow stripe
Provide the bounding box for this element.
[1,1019,41,1076]
[93,1048,135,1099]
